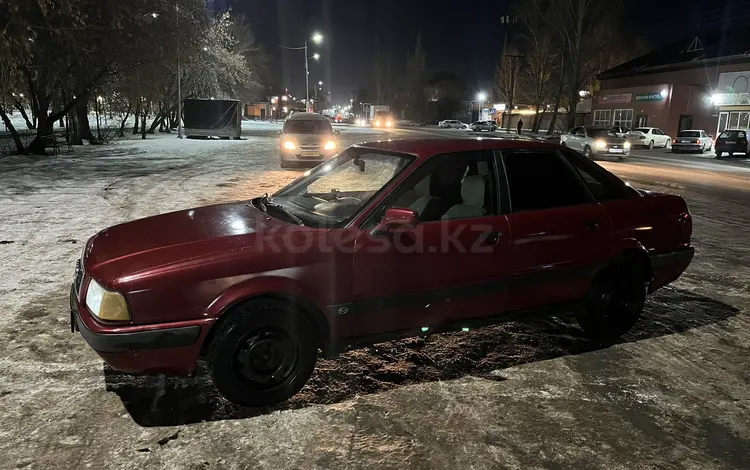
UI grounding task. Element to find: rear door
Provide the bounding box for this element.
[499,148,612,311]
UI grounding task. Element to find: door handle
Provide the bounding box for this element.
[483,230,503,245]
[584,219,600,231]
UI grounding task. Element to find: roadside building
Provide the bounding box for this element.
[592,30,750,138]
[245,102,272,120]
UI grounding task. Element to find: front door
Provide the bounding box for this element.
[636,114,648,127]
[499,149,612,312]
[342,150,510,339]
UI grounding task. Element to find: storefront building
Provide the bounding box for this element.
[591,31,750,138]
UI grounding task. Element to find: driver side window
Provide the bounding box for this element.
[385,150,497,222]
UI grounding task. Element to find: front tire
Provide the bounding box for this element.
[576,263,646,341]
[664,139,671,149]
[583,145,592,158]
[207,299,318,407]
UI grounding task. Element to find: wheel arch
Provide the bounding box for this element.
[603,239,654,287]
[200,279,333,358]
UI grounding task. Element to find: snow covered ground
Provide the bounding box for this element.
[0,128,749,469]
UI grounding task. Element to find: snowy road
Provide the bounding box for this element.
[0,124,749,469]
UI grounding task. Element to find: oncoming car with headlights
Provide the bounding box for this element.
[279,112,340,168]
[561,126,631,159]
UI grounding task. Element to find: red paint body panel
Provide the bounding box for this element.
[72,139,694,377]
[505,203,613,311]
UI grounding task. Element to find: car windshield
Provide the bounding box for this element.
[283,120,332,134]
[589,128,617,138]
[719,130,745,138]
[272,148,414,227]
[678,131,700,137]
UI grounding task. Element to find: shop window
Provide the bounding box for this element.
[718,112,728,133]
[592,109,611,126]
[612,109,633,128]
[729,112,740,129]
[740,112,750,130]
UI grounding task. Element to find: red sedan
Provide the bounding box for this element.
[70,139,694,406]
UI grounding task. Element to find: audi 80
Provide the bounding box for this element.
[71,139,694,406]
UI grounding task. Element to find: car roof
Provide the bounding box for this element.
[355,138,561,160]
[286,112,329,121]
[678,129,705,132]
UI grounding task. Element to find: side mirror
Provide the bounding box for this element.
[372,208,418,236]
[334,129,341,135]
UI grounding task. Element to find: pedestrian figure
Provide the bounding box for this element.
[517,118,523,135]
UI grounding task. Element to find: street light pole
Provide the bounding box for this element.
[304,40,310,112]
[176,2,183,138]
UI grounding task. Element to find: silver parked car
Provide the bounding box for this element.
[561,126,631,159]
[438,119,468,129]
[671,130,713,153]
[470,120,498,132]
[279,113,340,168]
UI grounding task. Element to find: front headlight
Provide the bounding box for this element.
[324,140,336,150]
[624,141,631,149]
[283,140,296,150]
[386,120,392,127]
[594,139,607,149]
[375,120,381,127]
[85,279,130,321]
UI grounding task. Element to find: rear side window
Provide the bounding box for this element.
[561,151,631,201]
[283,120,332,134]
[502,151,589,212]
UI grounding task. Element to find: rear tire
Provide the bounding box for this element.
[715,151,723,159]
[576,263,646,341]
[207,299,318,407]
[648,140,654,150]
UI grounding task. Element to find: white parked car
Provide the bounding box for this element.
[438,119,468,129]
[561,126,631,159]
[626,127,672,150]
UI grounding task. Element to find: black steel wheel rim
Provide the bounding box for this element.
[597,276,635,319]
[233,327,298,390]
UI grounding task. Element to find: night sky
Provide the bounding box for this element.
[221,0,748,104]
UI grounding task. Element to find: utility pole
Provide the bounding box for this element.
[177,2,183,139]
[499,14,516,129]
[505,54,522,131]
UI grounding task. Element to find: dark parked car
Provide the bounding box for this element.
[71,139,694,407]
[671,130,713,153]
[714,129,749,158]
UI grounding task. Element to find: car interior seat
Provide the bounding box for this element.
[441,175,487,219]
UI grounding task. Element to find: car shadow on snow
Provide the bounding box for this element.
[104,286,739,427]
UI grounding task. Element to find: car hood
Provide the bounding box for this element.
[83,202,292,287]
[598,135,626,144]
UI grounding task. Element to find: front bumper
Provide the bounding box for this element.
[592,147,630,156]
[649,246,695,292]
[279,147,336,162]
[70,283,211,375]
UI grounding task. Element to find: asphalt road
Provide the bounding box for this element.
[0,124,748,469]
